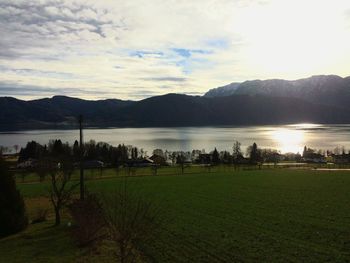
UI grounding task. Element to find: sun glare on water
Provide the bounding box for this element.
[271,128,306,153]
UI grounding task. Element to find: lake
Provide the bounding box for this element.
[0,124,350,154]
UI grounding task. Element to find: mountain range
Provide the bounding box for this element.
[205,75,350,110]
[1,75,350,130]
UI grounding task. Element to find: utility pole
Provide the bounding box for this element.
[79,115,85,200]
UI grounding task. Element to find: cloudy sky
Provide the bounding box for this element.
[1,0,350,100]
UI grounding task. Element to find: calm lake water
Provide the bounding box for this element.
[0,124,350,154]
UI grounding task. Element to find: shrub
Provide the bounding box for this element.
[0,157,28,238]
[68,193,106,247]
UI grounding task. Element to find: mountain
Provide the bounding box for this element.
[204,75,350,110]
[0,96,135,130]
[119,94,350,126]
[205,83,241,97]
[1,93,350,130]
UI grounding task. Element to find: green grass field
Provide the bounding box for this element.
[1,168,350,262]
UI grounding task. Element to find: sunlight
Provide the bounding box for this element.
[288,123,321,129]
[233,0,349,78]
[271,128,305,153]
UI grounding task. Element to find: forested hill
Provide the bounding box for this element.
[1,93,350,130]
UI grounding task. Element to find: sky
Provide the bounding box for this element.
[0,0,350,100]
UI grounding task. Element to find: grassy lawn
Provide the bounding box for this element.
[1,169,350,262]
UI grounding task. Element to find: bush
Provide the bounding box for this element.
[0,157,28,238]
[68,193,106,247]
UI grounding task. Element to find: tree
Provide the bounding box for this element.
[102,182,162,263]
[73,140,80,161]
[0,156,28,237]
[222,151,231,164]
[49,160,79,226]
[302,146,307,158]
[212,148,220,164]
[176,154,186,174]
[68,192,106,248]
[18,141,45,162]
[36,158,51,182]
[50,139,64,157]
[303,146,316,159]
[232,140,242,162]
[131,147,138,160]
[248,142,261,164]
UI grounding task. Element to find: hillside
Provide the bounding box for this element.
[1,93,349,130]
[204,75,350,110]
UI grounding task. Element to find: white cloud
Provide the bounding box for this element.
[0,0,350,100]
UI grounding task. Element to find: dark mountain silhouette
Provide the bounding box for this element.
[1,93,350,130]
[204,75,350,110]
[0,96,134,130]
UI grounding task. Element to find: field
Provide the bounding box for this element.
[1,168,350,262]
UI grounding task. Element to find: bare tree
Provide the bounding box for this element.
[232,140,242,161]
[68,192,107,248]
[102,181,162,263]
[49,160,79,226]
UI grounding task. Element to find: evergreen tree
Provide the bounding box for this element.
[249,142,261,163]
[0,156,28,237]
[212,148,220,164]
[73,140,80,161]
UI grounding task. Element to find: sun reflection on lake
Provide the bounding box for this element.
[271,128,306,153]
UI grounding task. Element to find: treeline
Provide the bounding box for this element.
[12,139,350,169]
[17,139,136,166]
[16,140,279,167]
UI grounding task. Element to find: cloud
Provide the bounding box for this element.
[0,0,125,59]
[0,81,85,97]
[0,0,350,100]
[142,77,187,82]
[129,51,164,58]
[0,66,75,79]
